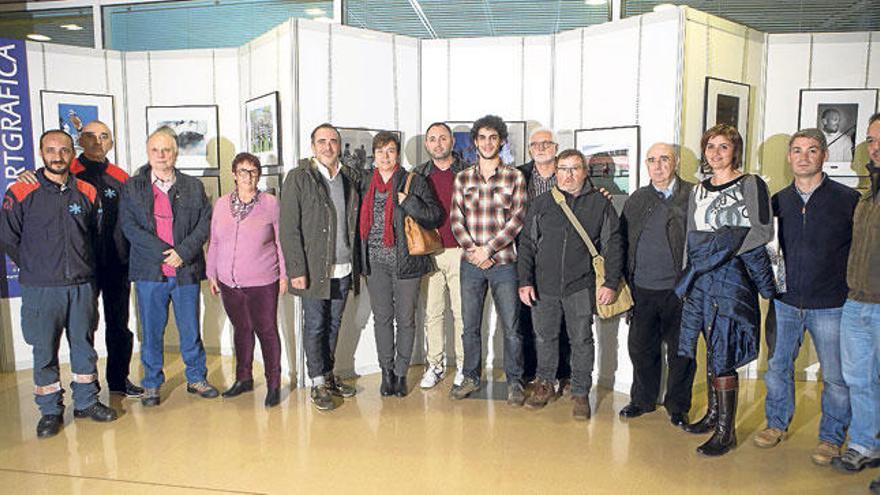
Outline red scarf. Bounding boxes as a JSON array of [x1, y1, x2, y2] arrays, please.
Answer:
[[359, 167, 399, 247]]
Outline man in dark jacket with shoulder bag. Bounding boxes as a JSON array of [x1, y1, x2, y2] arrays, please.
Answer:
[[618, 142, 696, 427], [121, 128, 218, 408], [517, 148, 623, 420]]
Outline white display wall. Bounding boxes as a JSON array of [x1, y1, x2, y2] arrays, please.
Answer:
[[2, 8, 866, 395]]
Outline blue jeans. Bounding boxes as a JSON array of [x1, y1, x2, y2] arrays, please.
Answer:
[[764, 300, 849, 445], [301, 275, 352, 384], [840, 299, 880, 457], [135, 278, 207, 389], [460, 261, 523, 384]]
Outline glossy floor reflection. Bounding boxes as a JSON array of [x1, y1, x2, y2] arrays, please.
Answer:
[[0, 354, 875, 494]]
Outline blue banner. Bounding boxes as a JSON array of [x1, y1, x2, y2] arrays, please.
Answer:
[[0, 38, 35, 298]]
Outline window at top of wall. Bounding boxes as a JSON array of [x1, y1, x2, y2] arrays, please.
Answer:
[[103, 0, 333, 51], [0, 7, 94, 48], [623, 1, 880, 33], [343, 0, 611, 39]]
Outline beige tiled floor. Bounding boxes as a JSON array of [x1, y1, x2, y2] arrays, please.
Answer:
[[0, 354, 875, 494]]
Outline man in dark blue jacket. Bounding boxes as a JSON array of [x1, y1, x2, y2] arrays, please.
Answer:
[[754, 128, 859, 467], [0, 130, 118, 438], [121, 128, 217, 407]]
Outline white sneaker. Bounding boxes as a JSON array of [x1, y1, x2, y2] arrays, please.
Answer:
[[453, 369, 464, 386], [420, 366, 445, 389]]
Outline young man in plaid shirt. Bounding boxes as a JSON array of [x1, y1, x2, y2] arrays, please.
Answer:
[[449, 115, 528, 405]]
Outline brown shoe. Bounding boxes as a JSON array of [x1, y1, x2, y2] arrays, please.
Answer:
[[572, 395, 591, 420], [525, 379, 556, 410], [811, 441, 840, 466], [753, 427, 785, 448]]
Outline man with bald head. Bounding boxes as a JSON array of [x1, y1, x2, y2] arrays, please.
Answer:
[[618, 142, 696, 427], [2, 130, 118, 438], [20, 120, 141, 398], [121, 128, 217, 407]]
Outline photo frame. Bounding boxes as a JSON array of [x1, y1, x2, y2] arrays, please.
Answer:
[[703, 77, 750, 161], [259, 173, 283, 196], [40, 90, 116, 163], [146, 105, 219, 169], [189, 174, 221, 205], [338, 127, 403, 172], [447, 120, 527, 166], [574, 125, 640, 196], [798, 88, 879, 181], [244, 92, 281, 167]]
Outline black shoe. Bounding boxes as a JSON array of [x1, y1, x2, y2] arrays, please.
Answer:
[[619, 403, 654, 419], [669, 412, 688, 427], [380, 369, 396, 397], [73, 401, 118, 422], [831, 448, 880, 473], [264, 388, 280, 408], [141, 387, 160, 407], [36, 414, 63, 438], [222, 379, 254, 398], [684, 374, 718, 434], [310, 385, 336, 411], [697, 375, 738, 457], [394, 376, 408, 397], [109, 379, 144, 398]]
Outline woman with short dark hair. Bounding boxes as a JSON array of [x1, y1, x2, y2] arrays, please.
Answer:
[[207, 152, 287, 407], [360, 131, 443, 397], [676, 124, 776, 456]]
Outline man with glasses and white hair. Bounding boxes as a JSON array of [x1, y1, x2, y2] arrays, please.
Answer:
[[618, 143, 696, 427]]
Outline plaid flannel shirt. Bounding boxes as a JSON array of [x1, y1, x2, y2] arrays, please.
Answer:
[[450, 163, 527, 266]]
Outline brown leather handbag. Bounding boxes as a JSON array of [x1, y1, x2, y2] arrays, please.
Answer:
[[403, 173, 443, 255]]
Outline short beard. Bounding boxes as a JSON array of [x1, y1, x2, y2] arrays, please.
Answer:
[[478, 147, 500, 161]]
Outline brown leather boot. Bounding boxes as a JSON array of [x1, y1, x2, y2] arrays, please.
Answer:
[[697, 374, 738, 456], [683, 373, 717, 434]]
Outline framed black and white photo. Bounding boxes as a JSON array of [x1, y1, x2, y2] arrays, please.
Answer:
[[703, 77, 750, 157], [798, 88, 878, 180], [146, 105, 219, 169], [40, 90, 116, 163], [244, 92, 281, 167], [338, 127, 402, 172], [574, 125, 640, 196], [447, 120, 527, 167]]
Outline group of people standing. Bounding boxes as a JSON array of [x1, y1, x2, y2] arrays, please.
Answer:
[[1, 113, 877, 479]]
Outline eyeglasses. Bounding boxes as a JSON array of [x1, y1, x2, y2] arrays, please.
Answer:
[[235, 168, 260, 178], [529, 141, 556, 149], [557, 166, 581, 175], [645, 155, 673, 164]]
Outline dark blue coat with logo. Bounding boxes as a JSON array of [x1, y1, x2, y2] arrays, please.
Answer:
[[675, 226, 776, 376]]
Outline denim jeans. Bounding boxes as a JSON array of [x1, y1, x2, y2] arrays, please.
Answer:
[[135, 278, 207, 389], [21, 283, 99, 415], [531, 287, 594, 397], [460, 261, 523, 384], [301, 275, 352, 384], [840, 299, 880, 456], [764, 300, 850, 446]]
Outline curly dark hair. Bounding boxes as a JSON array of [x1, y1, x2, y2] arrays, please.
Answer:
[[470, 115, 508, 145]]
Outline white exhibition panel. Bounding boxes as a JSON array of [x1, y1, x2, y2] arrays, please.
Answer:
[[419, 40, 451, 126], [330, 26, 397, 131], [581, 19, 640, 130], [521, 36, 553, 130], [447, 37, 525, 122], [296, 20, 332, 160], [551, 29, 583, 143], [395, 36, 423, 166]]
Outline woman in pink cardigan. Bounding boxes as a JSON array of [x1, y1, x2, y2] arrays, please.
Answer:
[[207, 152, 287, 407]]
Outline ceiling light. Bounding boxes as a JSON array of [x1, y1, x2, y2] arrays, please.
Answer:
[[653, 3, 677, 12], [60, 24, 83, 31], [584, 0, 606, 5], [27, 34, 51, 41], [305, 8, 325, 16]]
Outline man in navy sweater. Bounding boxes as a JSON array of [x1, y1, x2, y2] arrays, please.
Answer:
[[754, 128, 860, 466]]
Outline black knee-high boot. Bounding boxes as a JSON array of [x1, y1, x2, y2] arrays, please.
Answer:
[[683, 373, 717, 434], [697, 374, 738, 456]]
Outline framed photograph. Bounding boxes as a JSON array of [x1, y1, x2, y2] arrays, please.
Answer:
[[703, 77, 750, 160], [338, 127, 402, 172], [244, 92, 281, 167], [259, 173, 282, 196], [40, 90, 116, 163], [798, 88, 879, 179], [574, 125, 640, 195], [146, 105, 219, 169], [447, 120, 527, 167], [193, 175, 222, 205]]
